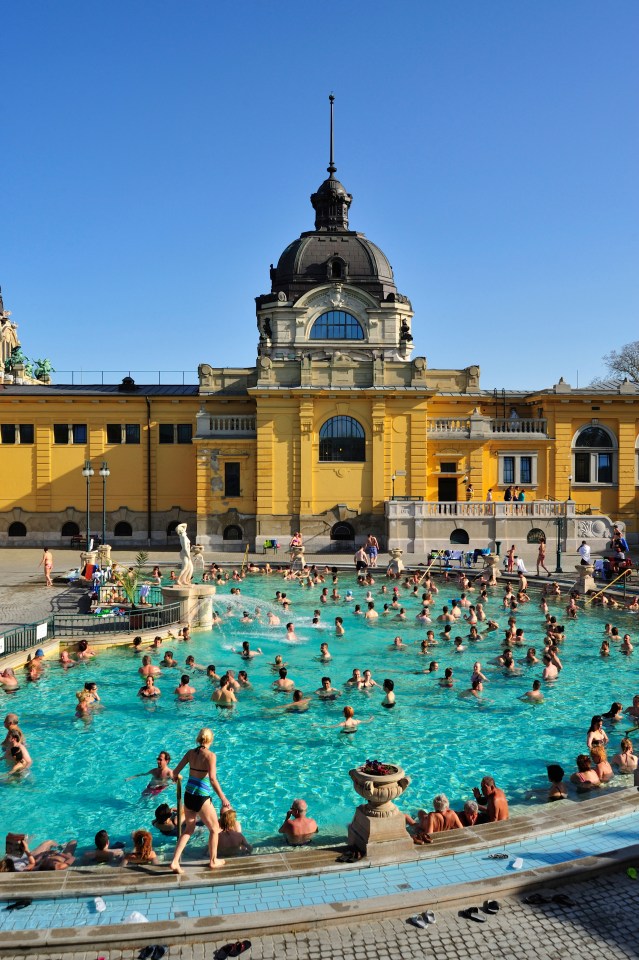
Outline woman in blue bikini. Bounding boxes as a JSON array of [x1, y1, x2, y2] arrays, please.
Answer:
[[170, 727, 231, 874]]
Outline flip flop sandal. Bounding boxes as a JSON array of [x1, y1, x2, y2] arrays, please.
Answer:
[[151, 948, 167, 960], [422, 910, 436, 924], [407, 915, 427, 929], [523, 894, 551, 905], [227, 943, 251, 958], [552, 894, 576, 907], [138, 949, 154, 960], [627, 867, 638, 880], [3, 900, 33, 912], [484, 900, 500, 914], [486, 853, 508, 860], [462, 907, 487, 923]]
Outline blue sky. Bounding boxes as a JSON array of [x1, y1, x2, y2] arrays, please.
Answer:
[[2, 1, 638, 388]]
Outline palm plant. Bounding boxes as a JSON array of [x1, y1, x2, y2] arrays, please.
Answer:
[[114, 551, 149, 605]]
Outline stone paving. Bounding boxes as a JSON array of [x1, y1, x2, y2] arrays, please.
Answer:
[[2, 869, 639, 960]]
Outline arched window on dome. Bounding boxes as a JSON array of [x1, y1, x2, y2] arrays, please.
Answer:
[[573, 425, 616, 485], [319, 417, 365, 462], [310, 311, 364, 341]]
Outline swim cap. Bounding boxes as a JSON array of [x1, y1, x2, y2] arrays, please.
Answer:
[[35, 649, 45, 657]]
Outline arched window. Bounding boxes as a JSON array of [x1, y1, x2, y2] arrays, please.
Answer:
[[330, 522, 355, 541], [8, 521, 26, 537], [310, 310, 364, 340], [450, 529, 469, 545], [114, 521, 133, 537], [573, 425, 616, 485], [166, 521, 179, 537], [61, 521, 80, 537], [319, 416, 365, 462], [223, 524, 243, 541]]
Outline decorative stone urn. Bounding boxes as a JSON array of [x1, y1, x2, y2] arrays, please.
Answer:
[[573, 562, 596, 595], [97, 543, 112, 568], [484, 553, 500, 585], [387, 547, 404, 576], [347, 763, 413, 859]]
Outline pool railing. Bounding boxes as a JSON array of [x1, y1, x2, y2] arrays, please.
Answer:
[[0, 601, 184, 653]]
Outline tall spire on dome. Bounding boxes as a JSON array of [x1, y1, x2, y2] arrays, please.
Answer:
[[310, 94, 352, 233], [327, 93, 336, 177]]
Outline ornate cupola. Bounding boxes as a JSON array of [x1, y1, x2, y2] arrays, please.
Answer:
[[255, 96, 415, 366], [310, 95, 352, 232]]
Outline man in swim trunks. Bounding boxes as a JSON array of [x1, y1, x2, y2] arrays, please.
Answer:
[[354, 547, 369, 575], [366, 534, 379, 568], [212, 677, 237, 708], [273, 667, 295, 691], [278, 798, 318, 845]]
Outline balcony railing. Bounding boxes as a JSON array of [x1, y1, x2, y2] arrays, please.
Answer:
[[197, 415, 256, 438], [427, 417, 548, 438], [386, 500, 576, 520], [489, 418, 547, 434]]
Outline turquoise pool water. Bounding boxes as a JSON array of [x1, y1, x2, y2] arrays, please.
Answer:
[[1, 572, 637, 858]]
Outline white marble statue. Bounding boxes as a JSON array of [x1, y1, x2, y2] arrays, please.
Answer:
[[176, 523, 194, 586]]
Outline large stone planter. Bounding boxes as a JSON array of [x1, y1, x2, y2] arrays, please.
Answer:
[[347, 763, 413, 859], [162, 583, 217, 629], [573, 562, 596, 595], [290, 545, 305, 570], [387, 548, 404, 576], [484, 553, 500, 584]]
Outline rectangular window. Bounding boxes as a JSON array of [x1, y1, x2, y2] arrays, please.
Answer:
[[72, 424, 87, 444], [224, 462, 241, 497], [1, 424, 16, 444], [503, 457, 515, 485], [159, 424, 174, 444], [574, 452, 590, 484], [19, 424, 34, 444], [176, 424, 192, 444], [106, 424, 122, 445], [520, 456, 532, 485], [125, 424, 140, 444], [440, 462, 457, 473], [598, 453, 612, 484], [54, 423, 69, 444]]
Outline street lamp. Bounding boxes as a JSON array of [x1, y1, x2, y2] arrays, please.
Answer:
[[99, 461, 110, 545], [568, 474, 573, 501], [554, 516, 563, 574], [391, 470, 407, 499], [82, 460, 94, 551]]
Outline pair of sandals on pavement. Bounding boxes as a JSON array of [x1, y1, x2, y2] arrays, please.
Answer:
[[523, 892, 576, 907], [461, 900, 500, 922], [137, 945, 250, 960]]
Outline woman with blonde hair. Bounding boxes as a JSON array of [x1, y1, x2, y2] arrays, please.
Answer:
[[590, 745, 614, 782], [217, 808, 252, 856], [170, 728, 230, 874], [611, 738, 638, 774]]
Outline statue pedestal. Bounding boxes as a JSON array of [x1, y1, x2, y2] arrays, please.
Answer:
[[484, 554, 500, 584], [162, 584, 217, 629], [347, 764, 413, 860], [572, 563, 596, 595], [387, 548, 404, 577]]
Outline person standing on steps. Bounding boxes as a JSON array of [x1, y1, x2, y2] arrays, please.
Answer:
[[170, 728, 230, 874]]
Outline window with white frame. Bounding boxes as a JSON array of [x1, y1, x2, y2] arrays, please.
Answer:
[[572, 425, 616, 485], [498, 452, 537, 486]]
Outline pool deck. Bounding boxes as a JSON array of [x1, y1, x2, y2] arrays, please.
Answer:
[[1, 789, 639, 953]]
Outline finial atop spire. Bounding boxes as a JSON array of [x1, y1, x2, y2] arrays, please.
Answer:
[[328, 93, 336, 177]]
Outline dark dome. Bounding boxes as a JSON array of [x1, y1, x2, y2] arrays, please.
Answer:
[[269, 233, 397, 303]]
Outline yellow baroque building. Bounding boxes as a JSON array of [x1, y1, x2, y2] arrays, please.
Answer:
[[1, 157, 638, 554]]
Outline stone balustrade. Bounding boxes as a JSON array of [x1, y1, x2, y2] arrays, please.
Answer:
[[196, 414, 257, 437], [386, 499, 576, 520], [427, 416, 548, 437], [490, 417, 548, 434]]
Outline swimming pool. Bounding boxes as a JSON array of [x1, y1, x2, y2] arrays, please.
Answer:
[[1, 572, 637, 858]]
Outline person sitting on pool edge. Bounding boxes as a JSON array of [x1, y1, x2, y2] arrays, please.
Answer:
[[472, 776, 509, 822], [423, 794, 463, 834], [278, 798, 318, 846]]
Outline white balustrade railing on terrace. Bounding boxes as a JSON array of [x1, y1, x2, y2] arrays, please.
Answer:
[[489, 418, 547, 434], [386, 500, 576, 519], [200, 415, 257, 436], [428, 418, 471, 435], [427, 417, 548, 437]]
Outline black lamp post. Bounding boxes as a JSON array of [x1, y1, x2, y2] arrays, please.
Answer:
[[82, 460, 94, 551], [99, 461, 110, 545], [554, 516, 563, 573]]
